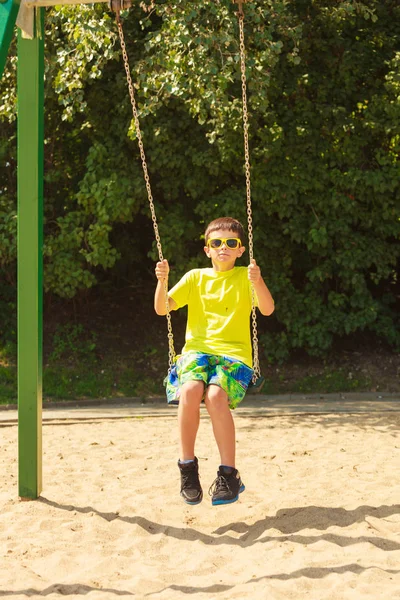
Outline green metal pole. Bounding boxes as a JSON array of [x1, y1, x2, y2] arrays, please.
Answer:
[[0, 0, 19, 78], [17, 7, 44, 500]]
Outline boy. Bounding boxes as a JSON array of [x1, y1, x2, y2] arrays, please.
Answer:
[[154, 217, 274, 506]]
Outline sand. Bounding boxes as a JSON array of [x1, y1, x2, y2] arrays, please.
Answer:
[[1, 407, 400, 599]]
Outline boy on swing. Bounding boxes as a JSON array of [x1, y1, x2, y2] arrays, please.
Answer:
[[154, 217, 274, 505]]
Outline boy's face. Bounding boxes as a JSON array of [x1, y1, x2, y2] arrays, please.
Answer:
[[204, 228, 245, 271]]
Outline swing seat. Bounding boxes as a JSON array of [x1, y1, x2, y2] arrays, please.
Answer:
[[247, 376, 265, 394]]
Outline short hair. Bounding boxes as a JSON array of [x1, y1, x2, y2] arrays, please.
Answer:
[[204, 217, 245, 245]]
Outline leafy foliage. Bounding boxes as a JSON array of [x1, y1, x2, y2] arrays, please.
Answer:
[[0, 0, 399, 359]]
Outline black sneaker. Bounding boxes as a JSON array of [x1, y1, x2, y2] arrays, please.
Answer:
[[209, 466, 245, 506], [178, 457, 203, 505]]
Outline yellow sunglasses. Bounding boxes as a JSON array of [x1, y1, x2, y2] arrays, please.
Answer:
[[207, 238, 242, 249]]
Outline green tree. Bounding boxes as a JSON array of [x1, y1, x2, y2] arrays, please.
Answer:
[[0, 0, 399, 358]]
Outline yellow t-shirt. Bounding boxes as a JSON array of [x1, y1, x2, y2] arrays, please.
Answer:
[[169, 267, 256, 368]]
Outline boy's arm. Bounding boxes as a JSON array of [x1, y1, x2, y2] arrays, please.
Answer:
[[248, 259, 275, 316], [154, 259, 178, 315]]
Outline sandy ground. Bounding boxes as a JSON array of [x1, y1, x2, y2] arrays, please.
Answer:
[[1, 406, 400, 599]]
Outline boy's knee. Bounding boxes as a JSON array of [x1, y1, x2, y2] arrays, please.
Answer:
[[205, 386, 229, 410], [180, 380, 204, 404]]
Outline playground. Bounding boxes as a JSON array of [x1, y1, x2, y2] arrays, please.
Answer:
[[1, 397, 400, 599], [1, 0, 399, 597]]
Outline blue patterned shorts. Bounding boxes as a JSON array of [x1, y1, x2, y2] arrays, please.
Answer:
[[165, 352, 253, 410]]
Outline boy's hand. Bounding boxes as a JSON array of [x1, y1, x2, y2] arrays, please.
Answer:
[[155, 259, 170, 282], [248, 258, 262, 283]]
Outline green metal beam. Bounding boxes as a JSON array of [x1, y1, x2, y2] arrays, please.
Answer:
[[0, 0, 19, 78], [17, 7, 44, 500]]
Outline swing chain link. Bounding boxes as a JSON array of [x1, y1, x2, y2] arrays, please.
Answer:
[[116, 17, 176, 370], [237, 10, 261, 382]]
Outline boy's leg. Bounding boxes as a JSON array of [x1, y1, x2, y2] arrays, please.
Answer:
[[204, 384, 235, 466], [178, 380, 204, 461], [204, 384, 245, 505], [177, 380, 204, 504]]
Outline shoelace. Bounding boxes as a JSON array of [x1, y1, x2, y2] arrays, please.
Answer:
[[208, 475, 231, 497]]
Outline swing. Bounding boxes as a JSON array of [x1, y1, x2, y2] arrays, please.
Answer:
[[114, 0, 265, 393]]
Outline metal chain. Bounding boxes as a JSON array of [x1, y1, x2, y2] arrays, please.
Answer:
[[238, 11, 261, 381], [116, 17, 176, 370], [117, 10, 258, 379]]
